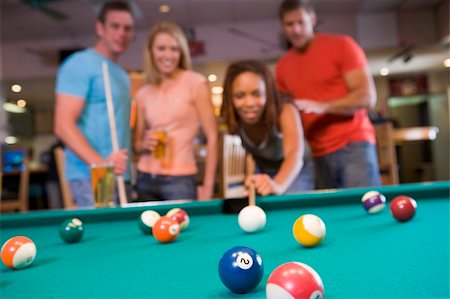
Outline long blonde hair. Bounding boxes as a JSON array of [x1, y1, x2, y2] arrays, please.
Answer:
[[144, 22, 192, 86]]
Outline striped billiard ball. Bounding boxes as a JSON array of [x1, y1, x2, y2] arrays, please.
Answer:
[[1, 236, 36, 270], [361, 190, 386, 214]]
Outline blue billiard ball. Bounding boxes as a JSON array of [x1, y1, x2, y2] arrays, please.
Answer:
[[218, 246, 264, 294]]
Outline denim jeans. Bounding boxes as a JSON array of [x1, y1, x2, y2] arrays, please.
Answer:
[[285, 156, 315, 194], [136, 172, 197, 201], [68, 179, 94, 208], [257, 156, 315, 195], [314, 142, 381, 189]]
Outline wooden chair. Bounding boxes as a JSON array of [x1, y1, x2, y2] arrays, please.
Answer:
[[0, 156, 30, 213], [222, 134, 247, 198], [53, 147, 77, 209], [374, 122, 399, 185]]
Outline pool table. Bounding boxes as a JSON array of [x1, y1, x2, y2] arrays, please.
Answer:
[[1, 181, 449, 298]]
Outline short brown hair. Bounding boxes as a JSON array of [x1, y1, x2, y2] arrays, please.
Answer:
[[279, 0, 314, 20], [221, 60, 289, 136], [97, 0, 134, 23]]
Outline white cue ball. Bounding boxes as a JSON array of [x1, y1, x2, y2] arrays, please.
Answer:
[[238, 205, 267, 233]]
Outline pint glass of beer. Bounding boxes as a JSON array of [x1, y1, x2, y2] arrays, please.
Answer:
[[90, 163, 115, 208], [153, 130, 167, 160]]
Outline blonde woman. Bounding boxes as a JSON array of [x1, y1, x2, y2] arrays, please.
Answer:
[[134, 22, 218, 201]]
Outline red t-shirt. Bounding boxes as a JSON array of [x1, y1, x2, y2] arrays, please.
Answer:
[[276, 33, 375, 158]]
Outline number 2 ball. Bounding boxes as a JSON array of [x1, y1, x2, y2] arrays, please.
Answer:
[[1, 236, 36, 270], [390, 195, 417, 222], [218, 246, 264, 294], [266, 262, 324, 299]]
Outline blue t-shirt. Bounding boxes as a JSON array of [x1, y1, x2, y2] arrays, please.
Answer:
[[55, 48, 131, 181]]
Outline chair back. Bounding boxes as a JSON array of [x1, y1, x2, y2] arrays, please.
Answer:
[[0, 156, 30, 213], [54, 147, 77, 209], [222, 134, 246, 198], [374, 122, 399, 185]]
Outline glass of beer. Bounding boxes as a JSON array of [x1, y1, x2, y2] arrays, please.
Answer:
[[153, 130, 167, 160], [90, 162, 115, 208]]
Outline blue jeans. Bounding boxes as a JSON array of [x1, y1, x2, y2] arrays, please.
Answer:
[[136, 172, 197, 201], [314, 142, 381, 189], [68, 179, 94, 208], [285, 156, 315, 194], [257, 156, 315, 195]]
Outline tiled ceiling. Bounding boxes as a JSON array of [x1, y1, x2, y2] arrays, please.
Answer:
[[0, 0, 444, 43]]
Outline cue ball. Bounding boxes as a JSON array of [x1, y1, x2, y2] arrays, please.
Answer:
[[361, 190, 386, 213], [138, 210, 161, 235], [218, 246, 264, 294], [266, 262, 324, 299], [152, 216, 180, 243], [292, 214, 326, 247], [238, 205, 266, 233], [1, 236, 36, 270], [59, 218, 84, 243], [390, 195, 417, 222], [166, 208, 190, 231]]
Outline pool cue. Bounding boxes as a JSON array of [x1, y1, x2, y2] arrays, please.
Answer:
[[102, 61, 127, 207], [246, 153, 256, 206]]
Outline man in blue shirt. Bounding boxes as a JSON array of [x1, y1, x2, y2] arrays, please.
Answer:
[[54, 1, 134, 207]]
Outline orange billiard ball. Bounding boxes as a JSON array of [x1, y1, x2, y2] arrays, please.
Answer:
[[1, 236, 36, 270], [152, 216, 180, 243]]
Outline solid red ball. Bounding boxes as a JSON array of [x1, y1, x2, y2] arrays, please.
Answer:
[[390, 195, 417, 222]]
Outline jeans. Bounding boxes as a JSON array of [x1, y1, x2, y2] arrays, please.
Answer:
[[136, 172, 197, 201], [314, 142, 381, 189], [68, 179, 94, 208], [257, 156, 315, 195], [285, 156, 315, 194]]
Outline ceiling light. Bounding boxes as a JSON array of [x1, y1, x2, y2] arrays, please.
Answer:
[[159, 4, 170, 13], [5, 136, 18, 145], [444, 58, 450, 68], [380, 67, 389, 76], [11, 84, 22, 93], [3, 102, 26, 113], [17, 99, 27, 108], [208, 74, 217, 82], [211, 86, 223, 94]]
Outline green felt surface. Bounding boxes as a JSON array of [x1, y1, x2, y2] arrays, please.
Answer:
[[1, 181, 449, 299]]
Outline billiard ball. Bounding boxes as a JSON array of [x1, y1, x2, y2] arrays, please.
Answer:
[[390, 195, 417, 222], [292, 214, 326, 247], [152, 216, 180, 243], [266, 262, 324, 299], [238, 205, 266, 233], [138, 210, 161, 235], [59, 218, 83, 243], [166, 208, 189, 231], [218, 246, 264, 294], [1, 236, 36, 270], [361, 190, 386, 213]]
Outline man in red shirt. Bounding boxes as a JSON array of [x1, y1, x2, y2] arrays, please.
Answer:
[[276, 0, 381, 189]]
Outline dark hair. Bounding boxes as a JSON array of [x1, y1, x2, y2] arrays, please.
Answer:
[[97, 0, 134, 23], [278, 0, 314, 20], [221, 60, 289, 136]]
